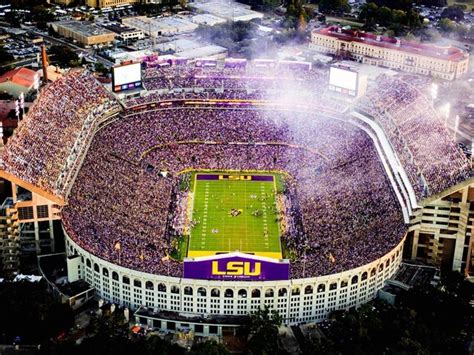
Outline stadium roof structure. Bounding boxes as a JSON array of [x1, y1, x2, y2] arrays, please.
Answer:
[[315, 26, 467, 62]]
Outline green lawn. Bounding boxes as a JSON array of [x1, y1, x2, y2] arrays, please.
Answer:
[[188, 173, 282, 259]]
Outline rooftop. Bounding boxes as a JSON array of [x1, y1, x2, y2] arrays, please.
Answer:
[[0, 67, 38, 88], [55, 20, 115, 37], [388, 262, 439, 289], [136, 306, 248, 325], [315, 26, 467, 62], [190, 0, 263, 21]]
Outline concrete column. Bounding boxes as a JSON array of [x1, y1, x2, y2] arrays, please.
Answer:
[[411, 229, 419, 260]]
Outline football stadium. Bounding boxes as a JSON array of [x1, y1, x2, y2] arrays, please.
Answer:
[[0, 59, 472, 335]]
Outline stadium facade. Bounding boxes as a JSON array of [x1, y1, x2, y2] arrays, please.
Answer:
[[0, 60, 472, 335]]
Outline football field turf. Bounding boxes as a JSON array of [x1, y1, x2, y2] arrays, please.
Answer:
[[187, 173, 282, 259]]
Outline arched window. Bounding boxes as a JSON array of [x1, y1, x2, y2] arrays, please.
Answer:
[[265, 289, 274, 297], [184, 286, 193, 295], [251, 289, 261, 298], [291, 288, 300, 296], [317, 284, 325, 293], [379, 264, 384, 272], [341, 280, 348, 288], [197, 287, 206, 297], [122, 276, 130, 285], [238, 289, 247, 298], [86, 259, 91, 268], [329, 282, 337, 291], [158, 283, 166, 292], [361, 272, 368, 281], [278, 288, 287, 297], [351, 275, 358, 284], [112, 272, 119, 281], [171, 285, 179, 294], [102, 268, 109, 277], [224, 289, 233, 298], [93, 263, 99, 273], [370, 268, 376, 277], [211, 288, 220, 297], [145, 281, 154, 290], [304, 285, 313, 294], [386, 259, 390, 267], [134, 279, 142, 288]]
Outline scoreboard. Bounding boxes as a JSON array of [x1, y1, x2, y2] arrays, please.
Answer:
[[112, 62, 142, 93], [329, 66, 359, 96]]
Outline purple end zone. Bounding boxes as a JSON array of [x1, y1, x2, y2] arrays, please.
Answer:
[[197, 174, 219, 180], [197, 174, 274, 181]]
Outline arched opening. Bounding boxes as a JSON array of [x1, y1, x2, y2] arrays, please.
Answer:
[[278, 288, 287, 297], [112, 271, 119, 281], [251, 289, 261, 298], [184, 286, 193, 295], [158, 283, 166, 292], [265, 289, 274, 297], [317, 284, 325, 293], [211, 288, 220, 297], [133, 279, 142, 288], [145, 281, 154, 290], [224, 289, 233, 298], [197, 287, 206, 297], [102, 268, 109, 277], [304, 285, 313, 294], [351, 275, 358, 284]]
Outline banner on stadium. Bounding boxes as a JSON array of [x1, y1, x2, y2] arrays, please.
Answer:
[[183, 252, 289, 281]]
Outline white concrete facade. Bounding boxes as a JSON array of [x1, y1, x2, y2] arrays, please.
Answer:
[[65, 233, 404, 325]]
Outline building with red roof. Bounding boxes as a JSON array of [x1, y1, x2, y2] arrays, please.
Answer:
[[310, 26, 469, 80], [0, 67, 40, 98]]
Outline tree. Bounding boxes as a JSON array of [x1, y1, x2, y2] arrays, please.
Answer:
[[0, 281, 74, 344], [48, 45, 80, 68], [0, 46, 14, 66], [240, 306, 283, 355], [358, 2, 378, 26], [192, 340, 229, 355], [297, 10, 307, 34], [376, 6, 393, 26], [439, 18, 456, 32], [31, 5, 55, 30], [441, 6, 465, 22], [318, 0, 350, 15], [310, 276, 473, 354]]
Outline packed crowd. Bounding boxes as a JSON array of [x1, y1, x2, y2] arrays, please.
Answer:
[[0, 70, 120, 197], [128, 64, 332, 109], [356, 75, 472, 199], [62, 107, 406, 278]]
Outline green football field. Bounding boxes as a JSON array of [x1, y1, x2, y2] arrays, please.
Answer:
[[187, 173, 282, 259]]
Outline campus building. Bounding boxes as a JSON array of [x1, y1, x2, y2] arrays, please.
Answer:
[[85, 0, 139, 8], [51, 21, 116, 46], [309, 26, 469, 80]]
